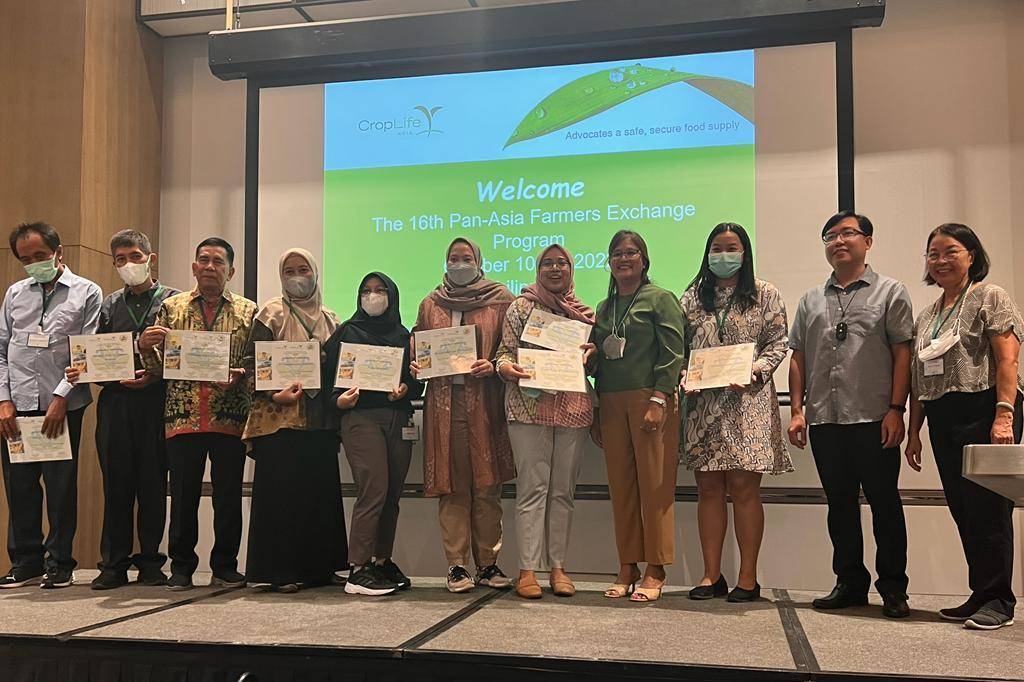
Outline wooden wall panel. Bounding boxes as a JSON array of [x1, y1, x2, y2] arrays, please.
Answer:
[[0, 0, 163, 575]]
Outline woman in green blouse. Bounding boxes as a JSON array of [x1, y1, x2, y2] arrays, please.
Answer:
[[590, 229, 686, 603]]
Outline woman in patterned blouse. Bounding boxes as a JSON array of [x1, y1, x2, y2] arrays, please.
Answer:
[[681, 222, 792, 603], [495, 244, 597, 599]]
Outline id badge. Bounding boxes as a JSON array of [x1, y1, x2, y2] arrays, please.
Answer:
[[27, 331, 49, 348], [133, 333, 141, 356], [923, 358, 944, 377], [401, 425, 420, 442], [603, 334, 626, 360]]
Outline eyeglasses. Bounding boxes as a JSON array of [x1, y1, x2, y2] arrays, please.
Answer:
[[539, 258, 570, 270], [822, 229, 866, 245], [925, 249, 968, 263], [610, 248, 642, 260]]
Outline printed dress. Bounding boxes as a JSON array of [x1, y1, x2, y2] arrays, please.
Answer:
[[680, 279, 793, 474]]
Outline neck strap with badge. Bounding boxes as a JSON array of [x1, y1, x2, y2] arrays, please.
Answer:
[[603, 285, 643, 360]]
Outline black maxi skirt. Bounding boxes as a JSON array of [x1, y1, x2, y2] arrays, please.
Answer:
[[245, 428, 347, 585]]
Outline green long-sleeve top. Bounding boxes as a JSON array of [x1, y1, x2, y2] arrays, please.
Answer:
[[592, 283, 686, 395]]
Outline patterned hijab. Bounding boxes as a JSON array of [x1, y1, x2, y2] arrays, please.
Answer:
[[256, 248, 338, 342], [519, 244, 595, 324], [428, 237, 513, 312]]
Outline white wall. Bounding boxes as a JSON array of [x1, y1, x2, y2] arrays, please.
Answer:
[[159, 0, 1024, 594]]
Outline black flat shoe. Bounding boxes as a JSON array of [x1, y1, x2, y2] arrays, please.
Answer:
[[882, 593, 910, 618], [812, 585, 869, 610], [689, 575, 728, 600], [727, 583, 761, 603]]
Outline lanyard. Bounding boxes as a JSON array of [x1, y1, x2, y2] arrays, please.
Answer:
[[611, 286, 643, 337], [39, 287, 57, 328], [196, 297, 226, 332], [285, 300, 319, 340], [930, 283, 970, 340], [714, 295, 735, 343], [125, 285, 163, 333]]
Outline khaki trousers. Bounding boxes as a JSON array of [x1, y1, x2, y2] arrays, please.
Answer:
[[599, 389, 679, 566], [438, 386, 503, 568]]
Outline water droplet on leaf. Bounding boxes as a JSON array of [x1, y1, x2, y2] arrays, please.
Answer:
[[627, 81, 637, 90], [609, 71, 624, 83], [535, 107, 546, 119], [584, 86, 594, 94]]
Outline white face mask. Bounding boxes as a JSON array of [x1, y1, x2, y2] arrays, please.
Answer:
[[361, 292, 389, 317], [446, 262, 479, 287], [117, 255, 151, 287], [918, 285, 972, 361], [284, 275, 315, 299]]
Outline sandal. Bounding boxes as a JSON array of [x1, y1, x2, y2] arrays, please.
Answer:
[[604, 567, 641, 599], [630, 586, 662, 603]]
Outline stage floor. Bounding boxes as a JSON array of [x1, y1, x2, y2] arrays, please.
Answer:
[[1, 571, 1022, 681]]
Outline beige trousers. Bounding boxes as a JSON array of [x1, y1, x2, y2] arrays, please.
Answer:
[[438, 386, 503, 568]]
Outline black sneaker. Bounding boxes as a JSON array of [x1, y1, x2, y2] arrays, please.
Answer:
[[40, 568, 75, 589], [940, 599, 981, 622], [475, 564, 512, 589], [166, 573, 193, 591], [136, 567, 168, 586], [0, 569, 44, 589], [211, 570, 246, 588], [344, 565, 398, 596], [91, 571, 129, 590], [446, 565, 474, 593], [964, 607, 1014, 631], [377, 559, 411, 590]]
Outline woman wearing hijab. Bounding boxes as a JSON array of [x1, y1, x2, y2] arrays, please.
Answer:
[[242, 248, 345, 593], [413, 237, 517, 593], [495, 245, 597, 599], [327, 272, 423, 596]]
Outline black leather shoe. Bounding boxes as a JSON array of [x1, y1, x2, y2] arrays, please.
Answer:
[[727, 583, 761, 603], [688, 574, 728, 600], [812, 585, 869, 610], [882, 593, 910, 618]]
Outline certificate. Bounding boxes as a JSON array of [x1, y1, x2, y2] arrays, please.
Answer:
[[521, 307, 592, 352], [335, 343, 404, 393], [414, 325, 477, 379], [518, 348, 587, 394], [685, 342, 756, 391], [6, 417, 72, 464], [163, 330, 231, 382], [255, 341, 321, 391], [69, 333, 136, 383]]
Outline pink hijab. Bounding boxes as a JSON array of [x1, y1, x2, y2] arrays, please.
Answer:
[[520, 244, 595, 324]]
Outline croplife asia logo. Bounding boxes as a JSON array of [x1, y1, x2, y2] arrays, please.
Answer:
[[357, 105, 444, 137]]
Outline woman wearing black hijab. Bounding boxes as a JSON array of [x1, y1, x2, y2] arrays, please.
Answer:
[[327, 272, 423, 596]]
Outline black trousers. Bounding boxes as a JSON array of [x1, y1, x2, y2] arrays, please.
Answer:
[[809, 421, 909, 596], [0, 407, 85, 574], [166, 432, 245, 578], [924, 388, 1020, 618], [95, 386, 168, 574]]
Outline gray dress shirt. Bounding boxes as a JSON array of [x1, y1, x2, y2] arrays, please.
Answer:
[[789, 266, 914, 425], [0, 266, 102, 412]]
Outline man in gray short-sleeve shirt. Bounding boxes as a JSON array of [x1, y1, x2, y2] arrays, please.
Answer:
[[787, 210, 914, 620]]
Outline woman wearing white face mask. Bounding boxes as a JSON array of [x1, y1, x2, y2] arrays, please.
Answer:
[[241, 248, 346, 593], [680, 222, 791, 603], [412, 237, 517, 593], [906, 223, 1024, 631], [327, 272, 423, 595]]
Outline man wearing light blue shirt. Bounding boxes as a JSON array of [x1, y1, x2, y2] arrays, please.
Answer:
[[0, 222, 101, 589]]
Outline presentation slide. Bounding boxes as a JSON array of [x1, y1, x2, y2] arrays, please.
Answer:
[[322, 51, 755, 321]]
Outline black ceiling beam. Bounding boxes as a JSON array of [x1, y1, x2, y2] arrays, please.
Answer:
[[209, 0, 884, 83]]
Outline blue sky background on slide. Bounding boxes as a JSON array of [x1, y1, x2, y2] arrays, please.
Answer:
[[324, 50, 754, 171]]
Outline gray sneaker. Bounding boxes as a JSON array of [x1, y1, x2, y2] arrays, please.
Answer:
[[964, 607, 1014, 631], [447, 565, 475, 593], [475, 564, 512, 589]]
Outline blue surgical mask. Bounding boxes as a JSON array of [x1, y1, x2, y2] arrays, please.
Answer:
[[708, 252, 744, 279], [24, 255, 60, 284]]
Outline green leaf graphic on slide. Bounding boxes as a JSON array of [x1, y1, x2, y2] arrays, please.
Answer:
[[505, 65, 753, 147]]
